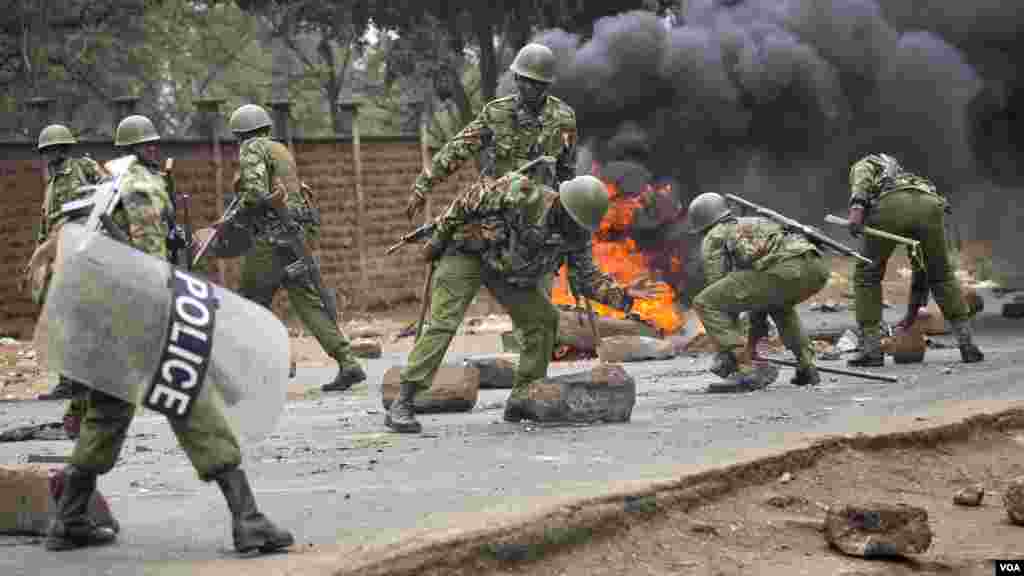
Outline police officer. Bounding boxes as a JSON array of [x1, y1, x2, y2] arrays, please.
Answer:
[[687, 193, 830, 391], [386, 173, 655, 433], [844, 153, 983, 366], [198, 104, 366, 393], [47, 115, 293, 554], [404, 43, 577, 222], [32, 124, 105, 407]]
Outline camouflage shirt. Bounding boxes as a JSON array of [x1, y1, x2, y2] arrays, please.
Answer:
[[701, 217, 819, 286], [431, 172, 631, 310], [849, 153, 944, 208], [236, 136, 319, 243], [37, 156, 104, 244], [413, 94, 577, 196], [107, 156, 173, 259]]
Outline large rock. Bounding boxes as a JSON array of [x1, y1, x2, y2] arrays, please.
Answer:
[[0, 465, 118, 535], [555, 310, 657, 351], [825, 502, 932, 558], [510, 364, 636, 423], [881, 310, 929, 364], [464, 357, 516, 389], [381, 365, 479, 413], [920, 283, 984, 334], [596, 335, 676, 363], [1002, 476, 1024, 524]]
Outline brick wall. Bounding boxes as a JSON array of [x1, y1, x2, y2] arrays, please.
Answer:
[[0, 136, 477, 338]]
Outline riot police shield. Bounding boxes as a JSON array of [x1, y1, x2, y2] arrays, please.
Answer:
[[45, 222, 289, 443]]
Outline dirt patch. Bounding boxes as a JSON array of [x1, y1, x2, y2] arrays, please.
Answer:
[[344, 410, 1024, 576]]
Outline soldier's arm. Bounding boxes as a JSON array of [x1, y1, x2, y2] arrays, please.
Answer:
[[79, 157, 106, 184], [412, 108, 491, 198], [567, 243, 633, 312], [120, 183, 170, 260], [848, 159, 878, 207], [555, 109, 578, 184], [701, 229, 729, 287], [236, 141, 271, 215]]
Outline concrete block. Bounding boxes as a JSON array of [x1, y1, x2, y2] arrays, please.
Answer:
[[513, 364, 636, 423], [381, 365, 479, 413]]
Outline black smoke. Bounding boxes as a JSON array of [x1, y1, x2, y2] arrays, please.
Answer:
[[526, 0, 1024, 280]]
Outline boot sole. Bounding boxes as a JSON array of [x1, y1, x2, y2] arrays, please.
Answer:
[[236, 534, 295, 554], [384, 414, 422, 434]]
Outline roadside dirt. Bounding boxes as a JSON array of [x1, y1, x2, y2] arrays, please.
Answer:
[[482, 431, 1024, 576], [357, 414, 1024, 576]]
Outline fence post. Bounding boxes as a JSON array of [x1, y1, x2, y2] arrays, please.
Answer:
[[111, 96, 140, 136], [268, 100, 294, 154], [195, 97, 227, 286], [26, 97, 55, 185], [339, 99, 368, 307]]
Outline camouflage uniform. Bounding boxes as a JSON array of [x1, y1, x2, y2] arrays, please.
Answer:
[[233, 136, 361, 374], [72, 156, 241, 480], [849, 154, 969, 345], [412, 93, 577, 203], [403, 172, 632, 397], [36, 156, 103, 428], [694, 217, 829, 371]]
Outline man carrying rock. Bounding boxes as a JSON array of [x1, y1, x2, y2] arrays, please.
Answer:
[[29, 124, 105, 422], [386, 172, 656, 433], [687, 192, 830, 391], [196, 104, 365, 393], [47, 115, 293, 554], [844, 153, 983, 366]]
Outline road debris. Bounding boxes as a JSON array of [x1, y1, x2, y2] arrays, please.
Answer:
[[824, 502, 932, 558]]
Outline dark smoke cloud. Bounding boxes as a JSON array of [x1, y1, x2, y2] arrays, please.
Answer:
[[522, 0, 1024, 280]]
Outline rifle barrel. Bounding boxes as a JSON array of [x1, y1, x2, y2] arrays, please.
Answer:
[[759, 357, 899, 383]]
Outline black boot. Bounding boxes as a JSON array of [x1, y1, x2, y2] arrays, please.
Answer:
[[790, 365, 821, 386], [709, 351, 738, 378], [38, 376, 76, 400], [951, 320, 984, 363], [214, 468, 294, 554], [503, 387, 529, 423], [385, 382, 422, 433], [45, 466, 117, 551], [847, 329, 884, 367], [321, 363, 366, 392]]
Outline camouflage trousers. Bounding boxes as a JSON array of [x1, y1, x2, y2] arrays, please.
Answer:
[[401, 253, 559, 394], [693, 252, 829, 367], [855, 190, 968, 339], [71, 388, 241, 481], [239, 239, 360, 371]]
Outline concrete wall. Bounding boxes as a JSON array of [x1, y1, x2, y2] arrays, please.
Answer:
[[0, 136, 476, 337]]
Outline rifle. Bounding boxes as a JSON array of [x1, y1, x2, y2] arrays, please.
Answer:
[[724, 194, 873, 266], [757, 357, 899, 383], [190, 194, 243, 266], [163, 158, 193, 269], [824, 214, 923, 269], [267, 182, 339, 324], [386, 155, 558, 256]]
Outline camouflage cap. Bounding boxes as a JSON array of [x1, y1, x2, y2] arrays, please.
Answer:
[[510, 43, 556, 84], [559, 175, 609, 232], [38, 124, 77, 151], [686, 192, 732, 235], [229, 104, 272, 134], [115, 115, 160, 147]]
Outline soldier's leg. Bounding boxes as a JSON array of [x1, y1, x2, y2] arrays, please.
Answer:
[[693, 270, 780, 391], [237, 240, 281, 309], [487, 278, 560, 422], [50, 390, 134, 550], [915, 198, 982, 362], [167, 396, 292, 553], [283, 265, 365, 391], [389, 254, 482, 433], [851, 205, 902, 366], [767, 255, 831, 385]]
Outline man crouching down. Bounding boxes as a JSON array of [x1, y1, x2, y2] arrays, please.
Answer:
[[387, 172, 656, 433], [688, 193, 830, 392]]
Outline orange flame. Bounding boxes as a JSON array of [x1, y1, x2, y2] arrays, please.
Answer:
[[551, 180, 685, 334]]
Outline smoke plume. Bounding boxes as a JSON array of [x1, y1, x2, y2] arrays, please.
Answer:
[[527, 0, 1024, 280]]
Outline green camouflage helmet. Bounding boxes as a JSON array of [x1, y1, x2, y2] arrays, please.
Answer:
[[559, 175, 609, 232], [510, 43, 556, 84], [229, 104, 272, 134], [686, 192, 732, 235], [37, 124, 77, 151], [115, 115, 160, 147]]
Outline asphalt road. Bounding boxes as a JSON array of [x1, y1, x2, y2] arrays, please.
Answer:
[[3, 292, 1023, 575]]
